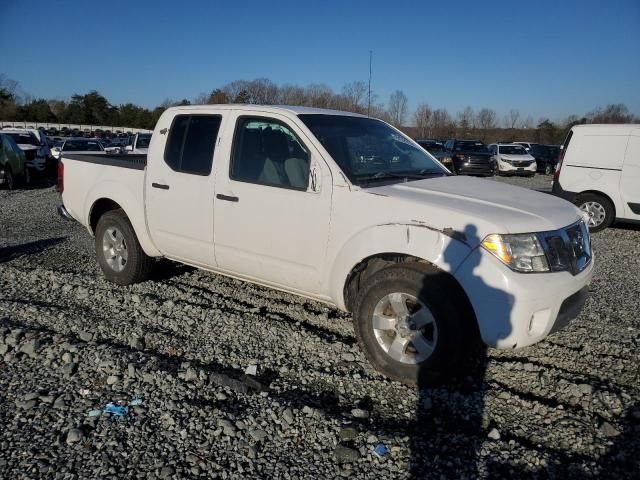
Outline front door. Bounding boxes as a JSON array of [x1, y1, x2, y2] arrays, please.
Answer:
[[145, 114, 223, 266], [213, 113, 332, 295]]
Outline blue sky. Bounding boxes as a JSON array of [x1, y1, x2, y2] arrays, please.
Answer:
[[2, 0, 639, 122]]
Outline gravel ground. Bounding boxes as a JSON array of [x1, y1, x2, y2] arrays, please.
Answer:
[[1, 175, 638, 479]]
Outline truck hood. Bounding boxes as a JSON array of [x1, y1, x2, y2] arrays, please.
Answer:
[[367, 176, 582, 243]]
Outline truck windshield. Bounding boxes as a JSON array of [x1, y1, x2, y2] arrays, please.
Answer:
[[299, 114, 446, 186]]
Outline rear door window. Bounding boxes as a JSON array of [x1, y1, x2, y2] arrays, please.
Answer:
[[164, 114, 221, 175]]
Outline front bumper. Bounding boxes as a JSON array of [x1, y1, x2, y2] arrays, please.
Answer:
[[498, 160, 536, 175], [454, 245, 593, 349], [454, 161, 496, 176]]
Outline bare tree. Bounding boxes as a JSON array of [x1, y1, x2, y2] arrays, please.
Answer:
[[279, 84, 307, 105], [305, 84, 334, 108], [506, 108, 520, 129], [476, 108, 497, 140], [413, 103, 432, 138], [519, 115, 534, 129], [192, 92, 209, 105], [431, 108, 453, 137], [342, 81, 368, 113], [587, 104, 634, 123], [387, 90, 408, 126], [456, 106, 475, 132]]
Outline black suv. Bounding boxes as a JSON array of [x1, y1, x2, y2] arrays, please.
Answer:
[[530, 144, 560, 175], [444, 139, 496, 176]]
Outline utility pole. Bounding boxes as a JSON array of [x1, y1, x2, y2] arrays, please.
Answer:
[[367, 50, 372, 117]]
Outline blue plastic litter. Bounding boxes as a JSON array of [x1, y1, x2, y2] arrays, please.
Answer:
[[373, 443, 389, 458], [87, 396, 143, 420], [104, 403, 128, 417]]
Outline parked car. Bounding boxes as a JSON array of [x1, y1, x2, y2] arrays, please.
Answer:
[[124, 133, 152, 154], [51, 138, 105, 160], [487, 143, 536, 177], [513, 142, 539, 152], [0, 133, 29, 189], [443, 139, 496, 176], [57, 105, 593, 385], [552, 124, 640, 232], [1, 129, 47, 174], [530, 144, 560, 175], [415, 139, 454, 171]]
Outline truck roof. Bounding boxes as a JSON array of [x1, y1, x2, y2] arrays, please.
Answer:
[[165, 104, 368, 118]]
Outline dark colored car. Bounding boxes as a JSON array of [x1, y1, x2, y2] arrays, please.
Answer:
[[415, 139, 454, 171], [530, 144, 560, 175], [444, 139, 496, 176]]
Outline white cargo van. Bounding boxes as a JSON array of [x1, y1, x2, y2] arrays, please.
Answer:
[[553, 124, 640, 232]]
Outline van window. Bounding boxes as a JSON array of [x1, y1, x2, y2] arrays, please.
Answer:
[[164, 115, 221, 175]]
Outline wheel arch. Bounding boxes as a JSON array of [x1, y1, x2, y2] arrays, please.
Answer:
[[86, 190, 161, 257], [329, 223, 473, 312], [576, 190, 617, 218]]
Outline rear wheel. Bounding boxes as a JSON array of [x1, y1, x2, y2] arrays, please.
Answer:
[[576, 193, 614, 232], [353, 263, 471, 386], [544, 163, 553, 175], [95, 209, 154, 284], [4, 167, 15, 190]]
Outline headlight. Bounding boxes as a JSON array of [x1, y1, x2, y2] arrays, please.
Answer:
[[481, 233, 549, 272]]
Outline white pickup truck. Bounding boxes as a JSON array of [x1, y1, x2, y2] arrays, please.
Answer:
[[58, 105, 594, 385]]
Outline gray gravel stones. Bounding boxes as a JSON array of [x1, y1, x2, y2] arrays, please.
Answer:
[[0, 177, 638, 479]]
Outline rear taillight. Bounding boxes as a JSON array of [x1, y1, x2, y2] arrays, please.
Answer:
[[553, 149, 565, 180], [57, 161, 64, 193]]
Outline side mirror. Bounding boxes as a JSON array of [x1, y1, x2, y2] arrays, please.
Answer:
[[124, 145, 133, 152]]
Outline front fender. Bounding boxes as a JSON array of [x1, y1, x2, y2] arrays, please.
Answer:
[[327, 222, 473, 310], [85, 181, 161, 257]]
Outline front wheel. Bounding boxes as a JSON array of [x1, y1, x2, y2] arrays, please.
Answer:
[[576, 193, 614, 232], [353, 263, 470, 386], [95, 209, 154, 285], [544, 164, 553, 175]]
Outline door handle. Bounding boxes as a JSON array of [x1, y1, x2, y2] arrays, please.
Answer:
[[216, 194, 239, 202], [152, 183, 170, 190]]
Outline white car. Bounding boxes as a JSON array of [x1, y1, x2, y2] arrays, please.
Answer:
[[1, 129, 47, 172], [124, 133, 152, 155], [488, 143, 537, 176], [57, 105, 593, 385], [513, 142, 539, 152], [552, 124, 640, 232], [51, 138, 105, 160]]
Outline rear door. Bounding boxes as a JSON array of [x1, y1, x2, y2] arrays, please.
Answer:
[[620, 129, 640, 220], [213, 111, 332, 295], [145, 113, 223, 267]]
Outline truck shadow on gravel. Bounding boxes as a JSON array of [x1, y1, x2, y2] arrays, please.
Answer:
[[410, 224, 515, 478], [0, 236, 67, 263]]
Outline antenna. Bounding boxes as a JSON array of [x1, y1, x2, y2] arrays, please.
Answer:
[[367, 50, 372, 117]]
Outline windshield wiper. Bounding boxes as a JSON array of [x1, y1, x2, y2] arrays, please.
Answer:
[[357, 169, 445, 186]]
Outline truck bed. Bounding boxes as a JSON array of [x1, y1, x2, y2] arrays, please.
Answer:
[[61, 153, 147, 231]]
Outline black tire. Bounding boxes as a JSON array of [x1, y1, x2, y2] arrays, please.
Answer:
[[4, 167, 15, 190], [95, 209, 154, 285], [576, 193, 614, 233], [353, 263, 472, 386], [544, 164, 553, 175]]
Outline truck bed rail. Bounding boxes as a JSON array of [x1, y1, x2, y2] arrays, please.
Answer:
[[62, 153, 147, 170]]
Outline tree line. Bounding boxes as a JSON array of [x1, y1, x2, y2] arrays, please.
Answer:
[[1, 73, 637, 145]]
